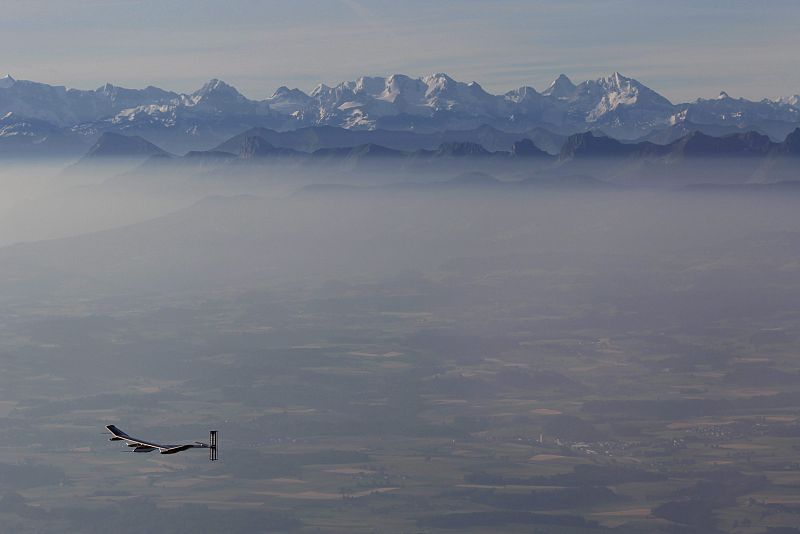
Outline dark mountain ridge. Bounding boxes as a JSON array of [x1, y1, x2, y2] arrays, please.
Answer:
[[82, 132, 170, 160], [78, 126, 800, 188], [559, 128, 800, 161], [213, 124, 565, 156]]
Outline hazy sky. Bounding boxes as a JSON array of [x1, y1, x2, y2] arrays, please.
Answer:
[[2, 0, 798, 102]]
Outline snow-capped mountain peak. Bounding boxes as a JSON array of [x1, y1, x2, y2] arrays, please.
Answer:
[[310, 83, 331, 98], [266, 86, 312, 115], [192, 78, 242, 98], [421, 73, 493, 107], [591, 72, 672, 104], [352, 76, 386, 95], [423, 73, 452, 98], [771, 94, 799, 107], [597, 71, 633, 92], [542, 74, 576, 98], [186, 79, 254, 113], [380, 74, 427, 103], [0, 74, 15, 89], [504, 86, 540, 104], [270, 86, 308, 100]]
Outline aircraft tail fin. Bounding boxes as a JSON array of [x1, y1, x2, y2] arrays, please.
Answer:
[[209, 430, 218, 461]]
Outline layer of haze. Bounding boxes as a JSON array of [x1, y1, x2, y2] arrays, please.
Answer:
[[0, 156, 799, 531], [2, 0, 799, 101]]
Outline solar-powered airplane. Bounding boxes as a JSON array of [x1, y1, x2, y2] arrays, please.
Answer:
[[105, 425, 218, 461]]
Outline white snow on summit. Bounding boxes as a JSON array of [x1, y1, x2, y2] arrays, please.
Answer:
[[777, 94, 800, 108], [0, 75, 15, 89], [541, 74, 576, 99]]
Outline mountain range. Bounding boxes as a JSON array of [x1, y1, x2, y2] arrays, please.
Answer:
[[1, 72, 799, 156], [74, 120, 800, 187]]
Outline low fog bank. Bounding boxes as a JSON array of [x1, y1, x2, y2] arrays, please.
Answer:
[[0, 162, 72, 212], [0, 180, 797, 303], [0, 160, 293, 246], [0, 161, 166, 246], [1, 155, 798, 248]]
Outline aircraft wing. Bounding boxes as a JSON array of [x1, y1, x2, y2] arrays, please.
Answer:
[[160, 444, 195, 454], [105, 425, 212, 457], [106, 424, 175, 451]]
